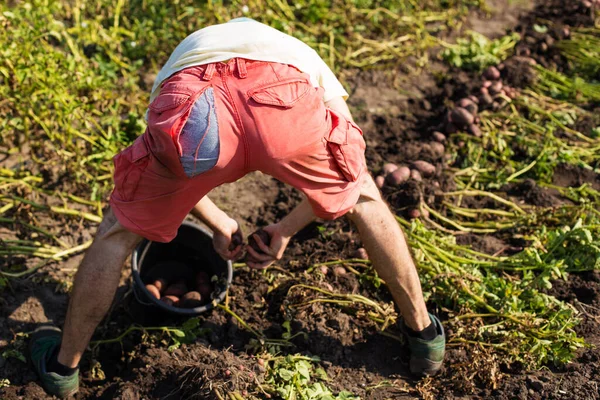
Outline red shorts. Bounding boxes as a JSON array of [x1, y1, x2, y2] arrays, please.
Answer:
[[110, 59, 366, 242]]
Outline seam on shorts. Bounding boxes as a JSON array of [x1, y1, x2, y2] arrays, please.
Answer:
[[221, 74, 249, 171], [269, 63, 282, 81], [109, 201, 150, 237], [332, 178, 362, 217]]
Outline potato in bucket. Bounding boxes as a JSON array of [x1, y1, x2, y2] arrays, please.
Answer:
[[131, 221, 233, 316]]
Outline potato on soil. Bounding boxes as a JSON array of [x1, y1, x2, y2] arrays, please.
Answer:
[[145, 284, 160, 300], [482, 80, 492, 88], [468, 124, 482, 137], [409, 208, 430, 219], [489, 81, 503, 95], [450, 107, 474, 128], [456, 98, 478, 115], [432, 131, 446, 142], [430, 141, 445, 158], [353, 247, 369, 260], [411, 160, 436, 177], [382, 162, 398, 176], [164, 281, 188, 297], [375, 175, 385, 188], [333, 266, 346, 276], [468, 95, 479, 104], [479, 93, 494, 107], [386, 166, 410, 186], [247, 229, 271, 255], [483, 66, 501, 80], [408, 209, 421, 219], [505, 87, 518, 99], [410, 169, 422, 181], [514, 55, 536, 65], [179, 291, 203, 308]]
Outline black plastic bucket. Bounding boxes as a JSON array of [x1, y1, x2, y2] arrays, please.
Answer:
[[131, 221, 233, 316]]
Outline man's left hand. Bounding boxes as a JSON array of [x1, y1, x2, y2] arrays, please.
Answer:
[[245, 224, 291, 269], [213, 219, 244, 260]]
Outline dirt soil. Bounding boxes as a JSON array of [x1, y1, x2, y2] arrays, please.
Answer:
[[1, 1, 599, 399]]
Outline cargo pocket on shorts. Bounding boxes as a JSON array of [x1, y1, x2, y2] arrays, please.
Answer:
[[148, 79, 199, 115], [113, 135, 150, 201], [149, 83, 218, 179], [324, 111, 366, 182], [248, 77, 312, 108]]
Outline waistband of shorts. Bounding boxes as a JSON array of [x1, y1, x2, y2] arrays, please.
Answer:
[[182, 58, 272, 80]]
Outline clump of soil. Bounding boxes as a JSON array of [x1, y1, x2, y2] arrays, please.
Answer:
[[504, 179, 562, 207], [501, 56, 539, 88]]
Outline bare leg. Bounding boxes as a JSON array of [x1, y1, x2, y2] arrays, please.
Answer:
[[57, 208, 142, 367], [346, 175, 430, 331]]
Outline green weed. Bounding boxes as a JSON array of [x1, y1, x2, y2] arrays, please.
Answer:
[[441, 31, 520, 70], [265, 355, 360, 400]]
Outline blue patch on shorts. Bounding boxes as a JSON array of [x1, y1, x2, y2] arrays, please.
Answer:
[[179, 88, 220, 178]]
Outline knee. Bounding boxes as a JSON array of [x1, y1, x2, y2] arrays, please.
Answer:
[[347, 196, 390, 227], [96, 208, 119, 237], [347, 174, 387, 214], [95, 208, 142, 250]]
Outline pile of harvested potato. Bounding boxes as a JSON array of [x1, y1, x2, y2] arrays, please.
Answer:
[[443, 64, 521, 137], [375, 160, 436, 189]]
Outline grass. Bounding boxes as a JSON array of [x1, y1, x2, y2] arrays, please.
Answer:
[[557, 28, 600, 78]]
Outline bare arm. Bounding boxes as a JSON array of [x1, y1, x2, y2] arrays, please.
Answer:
[[190, 197, 234, 234], [245, 198, 316, 269], [191, 197, 243, 260], [276, 198, 316, 237]]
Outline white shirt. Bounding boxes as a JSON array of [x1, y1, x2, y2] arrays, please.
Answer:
[[150, 19, 348, 103]]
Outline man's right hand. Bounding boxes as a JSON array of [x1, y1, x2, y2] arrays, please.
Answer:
[[212, 218, 244, 260]]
